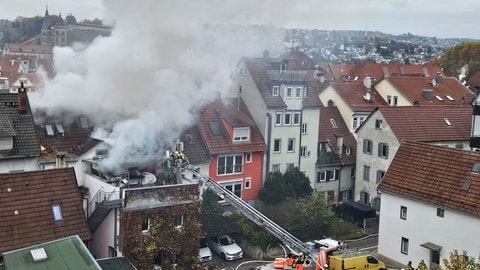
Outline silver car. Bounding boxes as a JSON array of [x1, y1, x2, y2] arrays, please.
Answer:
[[198, 238, 213, 263], [207, 234, 243, 261]]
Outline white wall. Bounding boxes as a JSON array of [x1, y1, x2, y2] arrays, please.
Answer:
[[379, 192, 480, 267], [0, 157, 39, 173], [355, 111, 399, 205], [84, 172, 122, 258]]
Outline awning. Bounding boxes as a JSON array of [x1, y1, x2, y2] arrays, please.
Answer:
[[420, 242, 442, 252]]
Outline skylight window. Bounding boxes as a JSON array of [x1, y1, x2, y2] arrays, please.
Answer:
[[80, 117, 89, 129], [435, 95, 444, 101], [444, 118, 452, 126], [446, 95, 454, 101], [55, 124, 65, 136], [52, 204, 63, 223], [330, 119, 337, 128], [45, 124, 54, 136]]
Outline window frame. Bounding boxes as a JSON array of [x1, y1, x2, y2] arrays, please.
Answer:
[[217, 154, 243, 175], [400, 206, 407, 220], [222, 181, 243, 198], [363, 139, 373, 154], [233, 127, 250, 142], [353, 117, 358, 129], [376, 170, 385, 184], [284, 112, 292, 125], [295, 87, 302, 98], [301, 123, 308, 134], [275, 112, 282, 126], [375, 119, 383, 129], [437, 208, 445, 218], [286, 87, 293, 98], [363, 165, 370, 181], [52, 204, 63, 223], [245, 177, 251, 189], [401, 237, 409, 254], [300, 146, 309, 158], [272, 164, 280, 172], [245, 152, 252, 163], [272, 86, 280, 96], [273, 139, 281, 153], [378, 143, 389, 159], [293, 112, 301, 125], [287, 138, 295, 152], [142, 216, 151, 233], [175, 215, 184, 229]]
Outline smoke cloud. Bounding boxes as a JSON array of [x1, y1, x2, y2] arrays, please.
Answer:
[[30, 0, 285, 172]]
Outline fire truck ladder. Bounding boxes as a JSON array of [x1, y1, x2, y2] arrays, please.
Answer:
[[183, 164, 312, 257]]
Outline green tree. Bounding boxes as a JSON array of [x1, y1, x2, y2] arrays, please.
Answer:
[[436, 42, 480, 81], [260, 193, 335, 239], [442, 250, 480, 270], [201, 188, 224, 215], [258, 167, 313, 205]]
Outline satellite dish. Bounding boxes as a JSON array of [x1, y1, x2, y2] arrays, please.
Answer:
[[431, 79, 437, 87], [363, 92, 371, 101]]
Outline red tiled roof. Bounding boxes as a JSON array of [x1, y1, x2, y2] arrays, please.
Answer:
[[197, 98, 266, 155], [0, 167, 92, 254], [318, 106, 356, 165], [5, 43, 53, 55], [384, 75, 474, 105], [11, 73, 44, 87], [348, 61, 442, 81], [323, 63, 354, 81], [377, 105, 472, 142], [378, 141, 480, 218], [325, 81, 388, 112], [280, 49, 317, 71], [243, 57, 287, 108], [36, 118, 102, 159]]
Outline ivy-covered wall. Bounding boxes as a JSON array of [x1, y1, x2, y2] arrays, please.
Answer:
[[121, 185, 201, 270]]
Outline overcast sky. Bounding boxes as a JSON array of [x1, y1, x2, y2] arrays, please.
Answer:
[[1, 0, 480, 39]]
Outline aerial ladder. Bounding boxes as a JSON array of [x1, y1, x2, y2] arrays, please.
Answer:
[[170, 149, 344, 269]]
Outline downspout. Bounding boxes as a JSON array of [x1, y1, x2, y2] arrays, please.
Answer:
[[265, 113, 272, 181]]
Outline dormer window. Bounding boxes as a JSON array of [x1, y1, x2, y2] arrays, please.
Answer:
[[286, 87, 293, 99], [272, 86, 279, 96], [233, 127, 250, 142]]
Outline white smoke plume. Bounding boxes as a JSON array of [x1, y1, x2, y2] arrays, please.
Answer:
[[30, 0, 286, 173]]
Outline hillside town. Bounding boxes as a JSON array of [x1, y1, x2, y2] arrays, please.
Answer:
[[0, 6, 480, 270]]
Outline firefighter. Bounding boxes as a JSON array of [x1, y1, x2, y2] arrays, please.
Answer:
[[406, 261, 413, 270], [417, 260, 427, 270], [292, 253, 305, 268]]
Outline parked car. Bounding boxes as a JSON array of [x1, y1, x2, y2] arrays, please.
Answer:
[[207, 234, 243, 261], [198, 238, 213, 263]]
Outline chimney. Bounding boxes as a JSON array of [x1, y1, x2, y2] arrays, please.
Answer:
[[435, 72, 443, 83], [363, 76, 372, 90], [55, 152, 67, 168], [18, 81, 28, 113], [336, 136, 343, 158]]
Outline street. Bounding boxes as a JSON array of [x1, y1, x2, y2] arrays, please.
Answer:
[[196, 234, 383, 270]]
